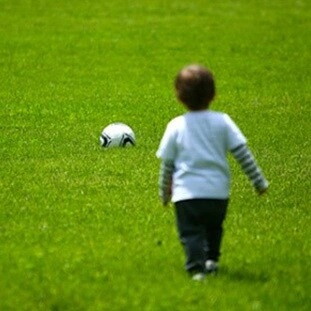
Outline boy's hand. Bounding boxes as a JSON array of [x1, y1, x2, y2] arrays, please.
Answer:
[[158, 160, 174, 207], [255, 179, 269, 196], [162, 198, 171, 206], [258, 187, 268, 195], [160, 194, 171, 206]]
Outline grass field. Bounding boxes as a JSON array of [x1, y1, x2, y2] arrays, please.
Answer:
[[0, 0, 310, 310]]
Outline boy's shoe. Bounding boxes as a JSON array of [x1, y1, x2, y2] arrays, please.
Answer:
[[192, 272, 206, 281], [205, 260, 218, 274]]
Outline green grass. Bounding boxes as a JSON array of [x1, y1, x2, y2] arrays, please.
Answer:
[[0, 0, 310, 310]]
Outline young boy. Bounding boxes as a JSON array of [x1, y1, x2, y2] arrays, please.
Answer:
[[156, 64, 268, 281]]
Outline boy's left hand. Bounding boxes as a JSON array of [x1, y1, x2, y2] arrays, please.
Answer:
[[162, 197, 171, 206], [159, 189, 171, 206], [159, 193, 171, 206]]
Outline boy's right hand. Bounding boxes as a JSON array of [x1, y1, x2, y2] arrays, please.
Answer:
[[255, 179, 269, 196], [256, 182, 269, 196], [257, 187, 268, 195]]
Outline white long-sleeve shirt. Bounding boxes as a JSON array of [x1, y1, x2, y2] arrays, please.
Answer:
[[156, 110, 268, 203]]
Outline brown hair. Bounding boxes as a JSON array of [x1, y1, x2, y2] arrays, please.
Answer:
[[174, 64, 215, 110]]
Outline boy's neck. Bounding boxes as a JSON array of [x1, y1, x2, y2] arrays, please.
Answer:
[[188, 108, 209, 112]]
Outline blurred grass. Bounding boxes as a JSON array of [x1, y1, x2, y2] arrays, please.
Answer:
[[0, 0, 310, 310]]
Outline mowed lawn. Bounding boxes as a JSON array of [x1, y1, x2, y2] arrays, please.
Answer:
[[0, 0, 310, 310]]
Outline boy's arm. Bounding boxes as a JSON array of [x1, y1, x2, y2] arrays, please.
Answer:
[[158, 160, 174, 205], [231, 144, 269, 194]]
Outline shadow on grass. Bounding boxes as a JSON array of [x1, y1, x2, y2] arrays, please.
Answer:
[[220, 266, 269, 283]]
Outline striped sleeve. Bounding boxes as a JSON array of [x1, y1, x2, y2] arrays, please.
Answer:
[[231, 144, 269, 193], [158, 160, 174, 205]]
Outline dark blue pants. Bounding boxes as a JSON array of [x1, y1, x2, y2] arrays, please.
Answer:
[[175, 199, 228, 273]]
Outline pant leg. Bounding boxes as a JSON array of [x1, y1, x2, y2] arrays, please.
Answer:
[[175, 199, 228, 273], [205, 227, 224, 261], [204, 199, 228, 261], [175, 201, 206, 273]]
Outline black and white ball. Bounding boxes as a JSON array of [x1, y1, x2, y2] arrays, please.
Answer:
[[99, 123, 135, 148]]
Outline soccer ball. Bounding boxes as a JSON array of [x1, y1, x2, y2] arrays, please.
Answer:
[[99, 123, 135, 148]]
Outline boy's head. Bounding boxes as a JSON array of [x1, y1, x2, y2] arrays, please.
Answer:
[[174, 64, 215, 110]]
